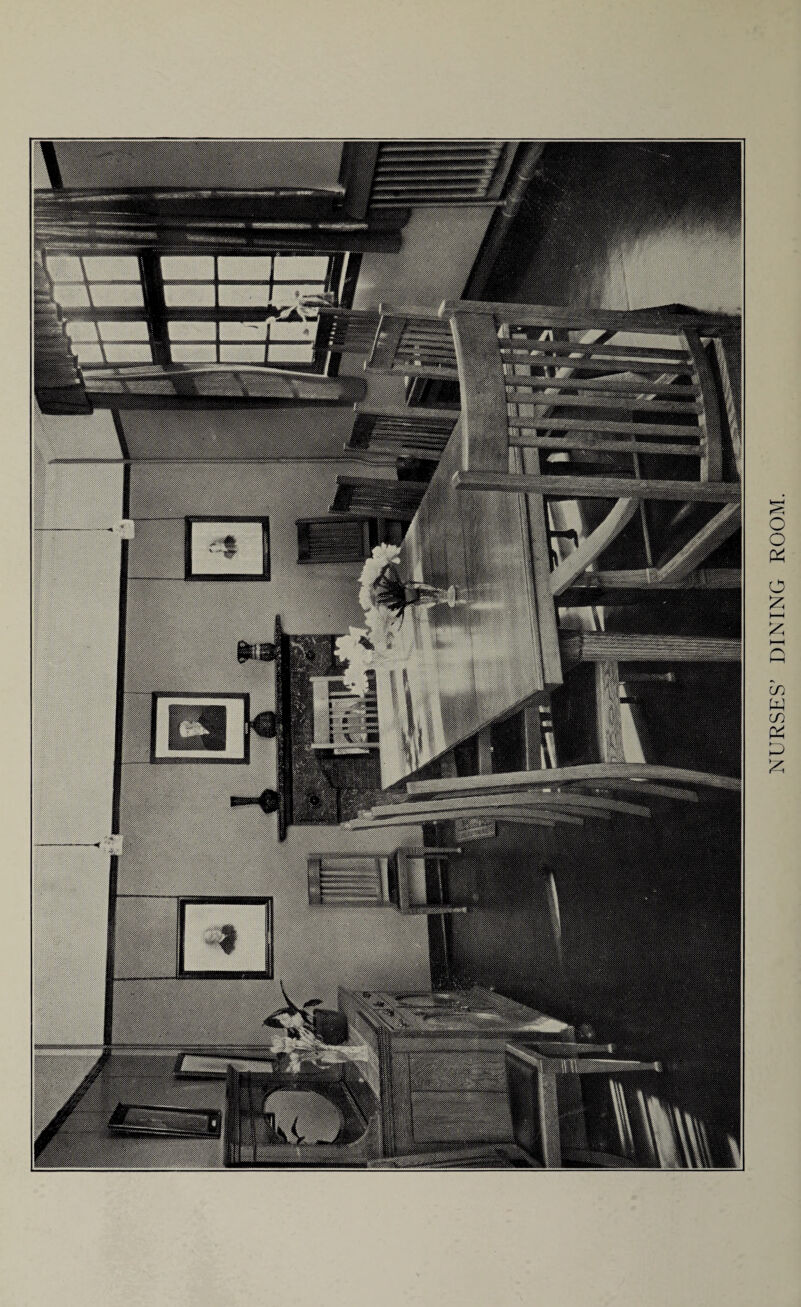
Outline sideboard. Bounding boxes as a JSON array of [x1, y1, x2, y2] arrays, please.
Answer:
[[338, 986, 573, 1155]]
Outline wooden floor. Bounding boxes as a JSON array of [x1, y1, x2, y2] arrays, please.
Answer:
[[376, 420, 561, 788]]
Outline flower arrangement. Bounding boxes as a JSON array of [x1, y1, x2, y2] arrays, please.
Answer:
[[262, 982, 365, 1074], [335, 543, 456, 697]]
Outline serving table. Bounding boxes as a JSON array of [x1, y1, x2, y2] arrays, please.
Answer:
[[338, 985, 572, 1155]]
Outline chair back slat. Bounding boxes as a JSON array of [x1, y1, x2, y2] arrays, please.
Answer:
[[440, 299, 740, 592], [366, 309, 458, 380], [297, 516, 372, 563], [311, 675, 379, 752], [307, 854, 385, 905], [331, 475, 427, 519]]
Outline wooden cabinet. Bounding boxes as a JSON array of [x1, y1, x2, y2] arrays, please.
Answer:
[[339, 986, 572, 1156]]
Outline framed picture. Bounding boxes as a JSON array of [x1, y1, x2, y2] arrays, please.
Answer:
[[150, 692, 250, 763], [108, 1103, 222, 1138], [174, 1053, 277, 1079], [178, 897, 274, 978], [185, 516, 270, 581]]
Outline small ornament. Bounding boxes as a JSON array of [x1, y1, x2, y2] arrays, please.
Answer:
[[250, 711, 276, 739], [237, 640, 276, 663], [230, 789, 279, 814]]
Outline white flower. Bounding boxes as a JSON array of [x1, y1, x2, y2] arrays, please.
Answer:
[[358, 542, 401, 593], [334, 628, 370, 665], [372, 542, 401, 567]]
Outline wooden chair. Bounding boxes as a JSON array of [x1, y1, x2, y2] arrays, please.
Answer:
[[364, 304, 459, 382], [439, 299, 741, 596], [310, 675, 379, 754], [297, 514, 374, 564], [341, 764, 739, 835], [330, 474, 428, 520], [345, 405, 457, 463], [505, 1040, 662, 1167], [307, 848, 467, 915]]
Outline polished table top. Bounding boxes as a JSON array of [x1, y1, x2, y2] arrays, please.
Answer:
[[376, 418, 561, 788]]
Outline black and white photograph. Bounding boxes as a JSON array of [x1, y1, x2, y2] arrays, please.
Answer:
[[150, 691, 250, 762], [185, 515, 271, 581], [107, 1101, 222, 1138], [32, 135, 744, 1174], [177, 896, 274, 978]]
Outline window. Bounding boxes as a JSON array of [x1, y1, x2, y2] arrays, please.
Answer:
[[44, 252, 335, 374]]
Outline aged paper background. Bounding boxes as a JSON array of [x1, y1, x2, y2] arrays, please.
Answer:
[[2, 3, 799, 1303]]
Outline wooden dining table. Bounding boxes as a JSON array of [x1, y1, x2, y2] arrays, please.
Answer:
[[375, 418, 563, 789]]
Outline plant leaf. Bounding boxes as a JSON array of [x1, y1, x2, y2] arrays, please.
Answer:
[[303, 999, 322, 1008], [280, 980, 300, 1012]]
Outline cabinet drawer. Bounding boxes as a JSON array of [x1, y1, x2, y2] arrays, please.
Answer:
[[411, 1091, 512, 1144], [409, 1051, 507, 1093]]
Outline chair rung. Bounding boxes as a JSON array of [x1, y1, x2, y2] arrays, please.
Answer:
[[510, 435, 702, 457]]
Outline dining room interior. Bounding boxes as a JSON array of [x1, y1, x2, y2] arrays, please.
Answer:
[[33, 137, 742, 1170]]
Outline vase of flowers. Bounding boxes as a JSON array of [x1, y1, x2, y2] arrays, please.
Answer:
[[262, 982, 359, 1073], [335, 544, 456, 696], [359, 543, 456, 618]]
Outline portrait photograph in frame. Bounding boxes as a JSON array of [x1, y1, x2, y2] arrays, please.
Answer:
[[150, 692, 250, 763], [173, 1052, 277, 1079], [185, 516, 270, 581], [107, 1103, 222, 1138], [177, 897, 274, 978]]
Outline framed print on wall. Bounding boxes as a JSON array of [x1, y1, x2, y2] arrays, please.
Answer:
[[150, 693, 250, 763], [178, 897, 274, 978], [185, 516, 270, 581]]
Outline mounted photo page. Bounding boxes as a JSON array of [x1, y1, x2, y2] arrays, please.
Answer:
[[150, 692, 250, 763], [177, 897, 274, 979], [185, 516, 270, 581]]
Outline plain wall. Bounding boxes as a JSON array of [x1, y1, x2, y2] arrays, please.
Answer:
[[114, 458, 430, 1045], [33, 449, 124, 1047]]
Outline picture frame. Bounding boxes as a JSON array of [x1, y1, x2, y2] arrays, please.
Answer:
[[150, 692, 250, 763], [107, 1103, 222, 1139], [185, 516, 270, 581], [177, 897, 274, 978], [174, 1052, 277, 1079]]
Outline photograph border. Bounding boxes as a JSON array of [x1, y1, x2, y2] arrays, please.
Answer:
[[176, 895, 274, 979], [149, 691, 251, 764], [184, 515, 271, 582], [107, 1101, 222, 1138]]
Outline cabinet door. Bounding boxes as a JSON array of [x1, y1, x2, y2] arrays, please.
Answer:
[[411, 1092, 513, 1144]]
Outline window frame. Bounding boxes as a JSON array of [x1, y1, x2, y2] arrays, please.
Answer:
[[43, 250, 345, 378]]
